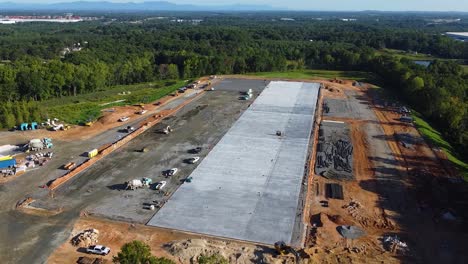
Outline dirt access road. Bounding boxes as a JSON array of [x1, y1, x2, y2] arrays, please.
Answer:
[[0, 79, 267, 264], [0, 87, 210, 263], [306, 81, 468, 264]]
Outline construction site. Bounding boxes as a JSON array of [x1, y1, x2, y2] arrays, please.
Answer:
[[0, 76, 467, 264]]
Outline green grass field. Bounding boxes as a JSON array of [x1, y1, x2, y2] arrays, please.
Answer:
[[377, 48, 435, 61], [41, 80, 188, 124], [249, 69, 377, 82], [411, 112, 468, 179]]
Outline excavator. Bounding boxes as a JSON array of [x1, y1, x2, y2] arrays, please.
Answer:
[[274, 241, 300, 264]]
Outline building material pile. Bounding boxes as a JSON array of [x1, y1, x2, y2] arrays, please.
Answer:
[[337, 225, 365, 239], [26, 151, 54, 167], [315, 122, 354, 180], [316, 139, 353, 176], [26, 138, 53, 151], [382, 235, 409, 254], [166, 239, 296, 264], [77, 256, 107, 264], [325, 183, 344, 200], [71, 229, 99, 247]]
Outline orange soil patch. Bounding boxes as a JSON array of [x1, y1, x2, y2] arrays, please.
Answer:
[[372, 105, 448, 178], [304, 80, 406, 263], [47, 216, 197, 264]]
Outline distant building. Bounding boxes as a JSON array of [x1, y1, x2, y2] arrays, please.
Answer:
[[445, 32, 468, 42]]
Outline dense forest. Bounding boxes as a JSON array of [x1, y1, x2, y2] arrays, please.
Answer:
[[0, 12, 467, 155]]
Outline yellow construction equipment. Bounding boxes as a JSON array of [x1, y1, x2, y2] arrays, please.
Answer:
[[274, 241, 300, 263]]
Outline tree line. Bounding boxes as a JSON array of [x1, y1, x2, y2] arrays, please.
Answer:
[[0, 15, 466, 154]]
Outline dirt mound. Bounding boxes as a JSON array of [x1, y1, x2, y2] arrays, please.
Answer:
[[314, 213, 345, 246], [71, 228, 99, 247], [166, 239, 295, 264], [342, 199, 396, 230]]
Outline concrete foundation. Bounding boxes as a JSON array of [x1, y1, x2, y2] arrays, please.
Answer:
[[148, 81, 320, 245]]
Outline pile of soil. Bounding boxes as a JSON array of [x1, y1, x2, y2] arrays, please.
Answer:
[[165, 239, 296, 264], [71, 229, 100, 247]]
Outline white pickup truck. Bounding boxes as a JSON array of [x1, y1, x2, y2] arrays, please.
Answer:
[[86, 245, 111, 255]]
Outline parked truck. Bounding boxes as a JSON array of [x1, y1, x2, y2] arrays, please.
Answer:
[[0, 158, 16, 170], [126, 177, 152, 190], [28, 138, 53, 151], [126, 179, 143, 190]]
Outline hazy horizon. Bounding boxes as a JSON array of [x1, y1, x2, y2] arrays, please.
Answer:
[[2, 0, 468, 12]]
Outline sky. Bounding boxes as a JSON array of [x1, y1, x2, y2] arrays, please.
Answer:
[[6, 0, 468, 11]]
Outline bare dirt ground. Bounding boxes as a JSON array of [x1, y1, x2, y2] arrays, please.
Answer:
[[48, 216, 299, 264], [47, 216, 193, 264], [3, 76, 467, 264], [307, 80, 468, 264], [0, 82, 216, 263]]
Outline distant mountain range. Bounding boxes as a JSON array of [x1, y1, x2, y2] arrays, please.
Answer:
[[0, 1, 280, 12]]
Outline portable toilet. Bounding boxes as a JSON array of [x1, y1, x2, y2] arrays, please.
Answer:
[[31, 122, 38, 130], [20, 123, 28, 131], [87, 149, 98, 158]]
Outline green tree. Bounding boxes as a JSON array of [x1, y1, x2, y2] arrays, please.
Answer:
[[166, 64, 179, 80], [113, 240, 175, 264], [408, 76, 425, 93], [0, 103, 16, 128], [197, 253, 229, 264]]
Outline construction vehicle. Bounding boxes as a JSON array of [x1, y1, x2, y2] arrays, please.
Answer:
[[189, 147, 202, 154], [85, 119, 94, 126], [119, 116, 130, 122], [125, 126, 135, 133], [274, 241, 300, 263], [0, 158, 16, 170], [141, 177, 152, 187], [140, 147, 149, 153], [154, 181, 166, 190], [241, 89, 253, 95], [28, 138, 53, 151], [186, 156, 200, 164], [161, 126, 172, 134], [126, 179, 144, 190], [163, 168, 178, 177], [184, 176, 193, 183], [52, 124, 64, 131]]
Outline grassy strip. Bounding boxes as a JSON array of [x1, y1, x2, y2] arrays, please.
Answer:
[[376, 48, 435, 61], [42, 80, 187, 124], [249, 69, 377, 82], [411, 112, 468, 179], [462, 65, 468, 74]]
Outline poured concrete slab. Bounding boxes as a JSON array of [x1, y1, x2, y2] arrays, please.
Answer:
[[148, 81, 320, 245]]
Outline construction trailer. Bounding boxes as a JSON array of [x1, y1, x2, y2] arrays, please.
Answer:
[[0, 158, 16, 169]]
